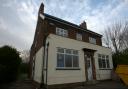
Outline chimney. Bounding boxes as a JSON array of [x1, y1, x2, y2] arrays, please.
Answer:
[[38, 3, 44, 15], [79, 21, 87, 29]]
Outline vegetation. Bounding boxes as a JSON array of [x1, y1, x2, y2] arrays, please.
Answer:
[[103, 20, 128, 68], [0, 45, 21, 83]]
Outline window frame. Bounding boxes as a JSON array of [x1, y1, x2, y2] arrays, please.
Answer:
[[56, 27, 68, 37], [76, 33, 82, 41], [56, 47, 79, 69], [98, 54, 110, 69], [89, 37, 96, 44]]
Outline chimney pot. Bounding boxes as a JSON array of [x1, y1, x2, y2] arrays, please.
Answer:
[[79, 21, 87, 29]]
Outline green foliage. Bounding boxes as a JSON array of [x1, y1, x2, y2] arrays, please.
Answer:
[[0, 45, 21, 83], [113, 48, 128, 68], [20, 62, 29, 74]]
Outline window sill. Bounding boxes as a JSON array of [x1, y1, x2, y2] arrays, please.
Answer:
[[99, 68, 112, 70], [56, 68, 80, 70]]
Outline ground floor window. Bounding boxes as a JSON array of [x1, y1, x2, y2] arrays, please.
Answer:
[[98, 54, 110, 69], [57, 48, 79, 68]]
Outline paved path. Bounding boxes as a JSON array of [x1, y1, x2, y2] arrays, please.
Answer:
[[1, 80, 128, 89], [0, 80, 35, 89], [10, 80, 35, 89], [75, 81, 128, 89]]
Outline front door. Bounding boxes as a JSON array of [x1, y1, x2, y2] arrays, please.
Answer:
[[87, 57, 93, 81]]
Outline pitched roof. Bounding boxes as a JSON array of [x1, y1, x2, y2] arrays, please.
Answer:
[[43, 13, 102, 37]]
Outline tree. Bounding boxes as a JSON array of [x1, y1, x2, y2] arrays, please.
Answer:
[[0, 45, 21, 83], [103, 20, 128, 53], [103, 20, 128, 68], [20, 50, 30, 63]]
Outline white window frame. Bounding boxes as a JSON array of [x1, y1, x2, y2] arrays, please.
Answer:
[[98, 54, 110, 69], [89, 37, 96, 44], [76, 33, 82, 41], [56, 27, 68, 37], [56, 47, 79, 69]]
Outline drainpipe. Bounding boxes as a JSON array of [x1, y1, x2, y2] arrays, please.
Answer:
[[41, 35, 49, 89], [41, 37, 46, 88], [39, 14, 49, 89], [45, 42, 49, 89], [39, 13, 50, 89]]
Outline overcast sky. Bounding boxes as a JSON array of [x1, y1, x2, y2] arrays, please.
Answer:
[[0, 0, 128, 51]]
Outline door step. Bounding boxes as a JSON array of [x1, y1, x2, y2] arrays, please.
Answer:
[[85, 80, 99, 85]]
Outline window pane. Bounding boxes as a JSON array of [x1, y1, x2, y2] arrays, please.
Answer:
[[73, 50, 78, 55], [73, 56, 79, 67], [60, 29, 63, 32], [57, 48, 64, 53], [87, 60, 90, 68], [98, 58, 102, 68], [98, 54, 101, 58], [102, 55, 105, 59], [56, 27, 68, 37], [63, 30, 68, 37], [57, 54, 64, 67], [65, 54, 72, 67], [76, 33, 82, 40], [106, 55, 109, 59], [102, 59, 106, 68], [89, 37, 96, 44], [106, 59, 110, 68], [65, 49, 72, 54]]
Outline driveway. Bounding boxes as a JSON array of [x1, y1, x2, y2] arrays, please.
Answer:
[[1, 80, 128, 89], [75, 80, 128, 89], [0, 79, 35, 89]]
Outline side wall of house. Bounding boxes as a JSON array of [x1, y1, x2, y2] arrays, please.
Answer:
[[46, 34, 113, 85], [34, 47, 43, 83]]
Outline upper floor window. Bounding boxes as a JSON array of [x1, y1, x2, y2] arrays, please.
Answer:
[[56, 27, 68, 37], [98, 54, 110, 69], [57, 48, 79, 68], [76, 33, 82, 41], [89, 37, 96, 44]]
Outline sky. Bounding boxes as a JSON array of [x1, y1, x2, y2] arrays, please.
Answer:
[[0, 0, 128, 51]]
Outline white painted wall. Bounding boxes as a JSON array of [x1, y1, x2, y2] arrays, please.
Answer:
[[46, 34, 113, 85], [34, 47, 43, 83]]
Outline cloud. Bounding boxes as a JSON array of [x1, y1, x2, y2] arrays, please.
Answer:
[[0, 18, 27, 50], [0, 0, 42, 50], [0, 0, 128, 50], [43, 0, 128, 34]]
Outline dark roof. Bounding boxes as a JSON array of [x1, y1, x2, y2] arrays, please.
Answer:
[[43, 13, 102, 37]]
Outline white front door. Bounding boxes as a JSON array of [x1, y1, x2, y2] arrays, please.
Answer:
[[87, 57, 93, 81]]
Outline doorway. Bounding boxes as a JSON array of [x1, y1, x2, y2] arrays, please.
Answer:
[[87, 57, 93, 80], [83, 48, 96, 81]]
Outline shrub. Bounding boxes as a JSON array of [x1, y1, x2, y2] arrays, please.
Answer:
[[0, 45, 21, 83]]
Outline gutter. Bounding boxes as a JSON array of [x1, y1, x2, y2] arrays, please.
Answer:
[[43, 13, 102, 37]]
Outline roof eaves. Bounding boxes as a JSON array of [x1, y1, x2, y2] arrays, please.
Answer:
[[43, 13, 102, 37]]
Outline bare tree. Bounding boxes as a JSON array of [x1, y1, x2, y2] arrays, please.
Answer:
[[103, 20, 128, 53], [20, 50, 30, 63]]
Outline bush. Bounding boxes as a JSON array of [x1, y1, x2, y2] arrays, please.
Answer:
[[0, 45, 21, 83], [20, 62, 29, 74], [113, 48, 128, 68]]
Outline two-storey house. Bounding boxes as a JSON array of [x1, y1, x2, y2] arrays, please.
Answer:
[[29, 3, 113, 89]]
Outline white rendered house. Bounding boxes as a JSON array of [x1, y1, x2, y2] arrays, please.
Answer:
[[29, 3, 113, 89]]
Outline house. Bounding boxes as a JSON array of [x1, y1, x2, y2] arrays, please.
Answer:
[[29, 3, 113, 89]]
